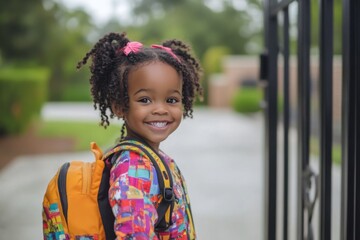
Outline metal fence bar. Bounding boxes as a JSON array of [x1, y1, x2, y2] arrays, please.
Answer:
[[319, 0, 333, 239], [264, 0, 360, 239], [341, 0, 360, 239], [282, 7, 290, 240], [271, 0, 297, 16], [297, 1, 311, 239], [263, 0, 278, 239]]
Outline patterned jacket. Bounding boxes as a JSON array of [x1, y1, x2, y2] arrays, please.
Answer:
[[109, 149, 196, 240]]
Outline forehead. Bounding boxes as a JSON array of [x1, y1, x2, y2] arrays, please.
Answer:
[[127, 61, 182, 92]]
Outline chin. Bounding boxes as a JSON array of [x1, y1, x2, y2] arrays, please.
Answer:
[[150, 136, 169, 144]]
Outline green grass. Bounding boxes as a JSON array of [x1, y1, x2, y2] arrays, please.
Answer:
[[38, 120, 122, 151], [332, 144, 342, 165], [310, 137, 342, 165]]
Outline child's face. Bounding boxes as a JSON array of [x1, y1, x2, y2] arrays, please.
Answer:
[[124, 61, 183, 150]]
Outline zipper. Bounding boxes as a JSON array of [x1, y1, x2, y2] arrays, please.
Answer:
[[58, 162, 70, 222], [82, 162, 92, 194]]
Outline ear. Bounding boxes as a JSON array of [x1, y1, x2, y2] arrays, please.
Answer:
[[111, 102, 124, 118]]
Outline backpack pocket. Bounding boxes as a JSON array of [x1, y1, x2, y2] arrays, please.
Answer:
[[42, 169, 70, 240]]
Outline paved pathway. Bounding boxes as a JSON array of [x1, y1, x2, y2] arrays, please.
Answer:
[[0, 103, 341, 239]]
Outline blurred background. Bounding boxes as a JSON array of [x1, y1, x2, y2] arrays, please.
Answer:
[[0, 0, 266, 239], [0, 0, 343, 154], [0, 0, 344, 239], [0, 0, 264, 154]]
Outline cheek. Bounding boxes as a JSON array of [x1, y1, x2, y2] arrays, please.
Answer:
[[173, 106, 183, 120], [126, 109, 143, 122]]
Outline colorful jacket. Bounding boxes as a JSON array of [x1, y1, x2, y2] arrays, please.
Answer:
[[109, 148, 196, 240]]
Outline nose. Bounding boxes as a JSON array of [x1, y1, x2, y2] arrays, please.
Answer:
[[152, 102, 168, 115]]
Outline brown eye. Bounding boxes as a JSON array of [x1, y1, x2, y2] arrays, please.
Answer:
[[167, 98, 179, 104], [138, 98, 151, 104]]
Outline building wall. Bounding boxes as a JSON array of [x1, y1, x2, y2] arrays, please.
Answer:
[[208, 56, 259, 108], [208, 55, 343, 138]]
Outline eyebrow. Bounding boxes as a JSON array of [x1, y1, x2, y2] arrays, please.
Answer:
[[134, 89, 182, 96], [134, 89, 152, 95]]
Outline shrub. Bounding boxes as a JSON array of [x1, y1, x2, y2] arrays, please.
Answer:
[[231, 87, 263, 114], [0, 67, 49, 135], [61, 83, 92, 102]]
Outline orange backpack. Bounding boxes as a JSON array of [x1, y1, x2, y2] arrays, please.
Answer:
[[42, 139, 174, 240]]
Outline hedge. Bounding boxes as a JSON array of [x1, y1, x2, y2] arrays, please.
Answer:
[[0, 67, 49, 135], [231, 87, 263, 114]]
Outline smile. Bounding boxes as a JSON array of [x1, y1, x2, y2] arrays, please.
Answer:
[[147, 121, 169, 128]]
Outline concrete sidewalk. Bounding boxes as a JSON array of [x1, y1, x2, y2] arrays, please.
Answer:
[[0, 104, 265, 239]]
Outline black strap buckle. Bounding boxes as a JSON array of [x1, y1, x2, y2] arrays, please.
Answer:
[[163, 188, 174, 202]]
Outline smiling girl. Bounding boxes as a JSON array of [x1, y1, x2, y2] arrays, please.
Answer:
[[77, 32, 202, 239]]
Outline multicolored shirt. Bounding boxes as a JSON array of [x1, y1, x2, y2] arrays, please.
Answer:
[[109, 149, 196, 240]]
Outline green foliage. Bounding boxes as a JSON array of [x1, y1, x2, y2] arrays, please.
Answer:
[[0, 0, 94, 101], [0, 0, 55, 61], [0, 67, 49, 135], [231, 87, 263, 114], [277, 95, 284, 114], [120, 0, 262, 58], [200, 46, 230, 105], [310, 137, 342, 165], [311, 0, 342, 54], [0, 0, 264, 102], [38, 120, 121, 150], [61, 83, 92, 102], [43, 8, 94, 101], [203, 46, 230, 74], [332, 144, 342, 165]]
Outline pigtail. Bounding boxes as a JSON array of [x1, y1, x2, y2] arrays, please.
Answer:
[[77, 32, 130, 128], [163, 40, 201, 71], [162, 40, 203, 118]]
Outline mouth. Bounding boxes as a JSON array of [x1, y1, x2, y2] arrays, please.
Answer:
[[146, 121, 170, 129]]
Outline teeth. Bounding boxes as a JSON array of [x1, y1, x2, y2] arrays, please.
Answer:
[[150, 122, 167, 127]]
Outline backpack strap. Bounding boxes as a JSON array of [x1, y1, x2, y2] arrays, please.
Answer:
[[90, 142, 116, 240], [103, 139, 175, 232]]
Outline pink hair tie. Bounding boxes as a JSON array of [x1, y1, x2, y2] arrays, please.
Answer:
[[118, 41, 143, 56], [151, 44, 181, 62]]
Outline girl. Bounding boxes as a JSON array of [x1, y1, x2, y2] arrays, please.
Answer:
[[77, 32, 202, 239]]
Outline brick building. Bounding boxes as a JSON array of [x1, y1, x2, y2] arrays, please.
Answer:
[[208, 55, 342, 139]]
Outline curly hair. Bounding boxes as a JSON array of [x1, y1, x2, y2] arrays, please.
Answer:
[[77, 32, 203, 129]]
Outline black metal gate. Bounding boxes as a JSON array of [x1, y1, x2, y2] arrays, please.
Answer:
[[261, 0, 360, 239]]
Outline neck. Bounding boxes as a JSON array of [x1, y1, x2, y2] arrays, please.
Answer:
[[124, 127, 160, 152]]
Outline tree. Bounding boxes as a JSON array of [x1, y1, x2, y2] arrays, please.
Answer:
[[119, 0, 263, 59], [0, 0, 96, 100], [0, 0, 57, 62]]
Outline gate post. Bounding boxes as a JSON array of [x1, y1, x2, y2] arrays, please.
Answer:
[[263, 0, 278, 240], [341, 0, 360, 239], [297, 0, 311, 239], [319, 0, 333, 239]]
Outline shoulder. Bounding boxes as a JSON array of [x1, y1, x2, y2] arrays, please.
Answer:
[[159, 150, 172, 161], [110, 149, 153, 177], [111, 149, 153, 165], [159, 150, 177, 168]]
